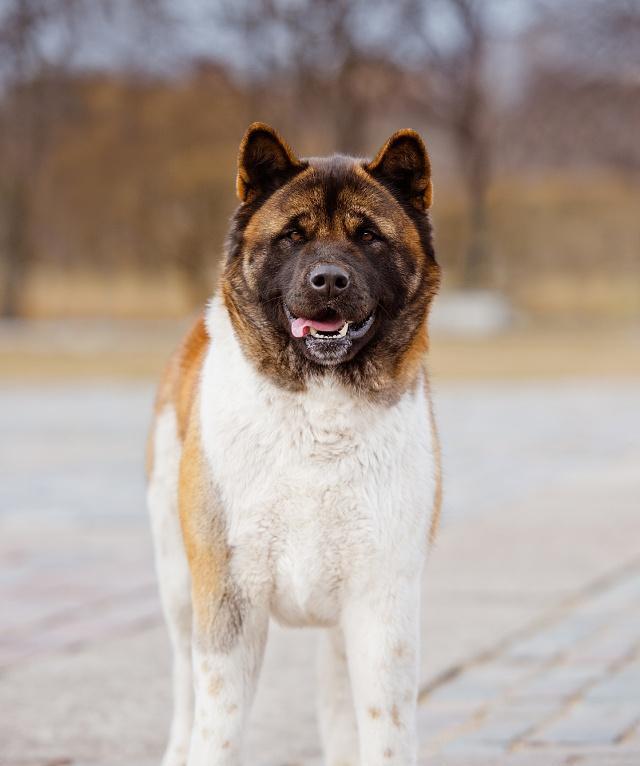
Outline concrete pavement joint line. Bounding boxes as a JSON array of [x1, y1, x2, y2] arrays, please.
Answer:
[[1, 580, 158, 642], [505, 624, 640, 750], [508, 688, 594, 753], [0, 610, 162, 672], [0, 584, 162, 671], [418, 567, 640, 755], [617, 715, 640, 745], [420, 653, 585, 753], [420, 656, 558, 752], [610, 645, 640, 746], [496, 642, 607, 751], [510, 642, 640, 751], [417, 554, 640, 704], [420, 704, 492, 754]]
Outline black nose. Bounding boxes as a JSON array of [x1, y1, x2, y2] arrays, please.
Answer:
[[308, 263, 350, 298]]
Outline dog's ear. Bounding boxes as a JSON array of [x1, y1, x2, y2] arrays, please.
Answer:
[[236, 123, 304, 203], [365, 129, 432, 211]]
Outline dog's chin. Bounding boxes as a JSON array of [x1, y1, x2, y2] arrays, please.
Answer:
[[302, 316, 376, 366], [282, 305, 377, 367], [302, 333, 354, 366]]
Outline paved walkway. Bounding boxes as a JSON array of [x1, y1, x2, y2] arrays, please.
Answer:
[[418, 565, 640, 764], [1, 381, 639, 765]]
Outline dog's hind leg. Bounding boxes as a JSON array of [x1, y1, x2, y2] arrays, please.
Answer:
[[317, 627, 359, 766], [148, 407, 194, 766]]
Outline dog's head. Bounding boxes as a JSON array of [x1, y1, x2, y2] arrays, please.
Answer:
[[222, 123, 441, 397]]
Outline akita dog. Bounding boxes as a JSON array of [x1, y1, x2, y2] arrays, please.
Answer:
[[147, 123, 442, 766]]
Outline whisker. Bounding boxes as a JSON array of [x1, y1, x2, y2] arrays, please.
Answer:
[[261, 294, 285, 306]]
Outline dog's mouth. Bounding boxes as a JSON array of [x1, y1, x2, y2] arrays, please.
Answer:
[[283, 305, 376, 365], [284, 306, 375, 341]]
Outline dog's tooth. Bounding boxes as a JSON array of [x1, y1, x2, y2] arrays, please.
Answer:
[[338, 322, 349, 337], [309, 326, 318, 337]]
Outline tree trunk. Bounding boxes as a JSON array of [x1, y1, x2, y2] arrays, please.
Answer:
[[333, 55, 366, 155], [1, 180, 31, 318], [462, 169, 490, 288], [457, 127, 491, 288]]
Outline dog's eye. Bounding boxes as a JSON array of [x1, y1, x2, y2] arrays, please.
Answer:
[[287, 229, 304, 243], [360, 230, 377, 243]]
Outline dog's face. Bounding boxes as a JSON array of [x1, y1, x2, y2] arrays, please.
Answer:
[[222, 123, 440, 397]]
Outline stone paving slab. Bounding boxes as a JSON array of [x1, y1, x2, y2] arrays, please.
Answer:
[[422, 753, 640, 766], [419, 566, 640, 761], [3, 489, 639, 764], [534, 702, 638, 746], [1, 382, 640, 764]]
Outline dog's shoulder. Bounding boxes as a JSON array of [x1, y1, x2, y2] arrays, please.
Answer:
[[147, 311, 209, 476]]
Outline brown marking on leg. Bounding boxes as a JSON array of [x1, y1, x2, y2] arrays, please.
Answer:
[[222, 740, 231, 750], [393, 642, 407, 659], [227, 703, 238, 714], [390, 704, 402, 729], [384, 748, 394, 759], [368, 706, 381, 720], [179, 406, 244, 652], [208, 674, 224, 697]]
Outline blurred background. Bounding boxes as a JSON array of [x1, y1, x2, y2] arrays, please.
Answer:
[[0, 0, 639, 335], [1, 2, 640, 765]]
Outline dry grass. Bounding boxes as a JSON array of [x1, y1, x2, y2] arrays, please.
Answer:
[[434, 172, 640, 320], [429, 326, 640, 381], [13, 172, 640, 323], [21, 268, 199, 319]]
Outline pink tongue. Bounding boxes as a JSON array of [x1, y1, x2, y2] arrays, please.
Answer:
[[291, 316, 344, 338]]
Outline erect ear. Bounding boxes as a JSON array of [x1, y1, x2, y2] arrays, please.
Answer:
[[236, 122, 304, 203], [365, 129, 433, 211]]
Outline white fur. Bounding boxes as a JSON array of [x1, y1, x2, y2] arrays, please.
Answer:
[[150, 295, 439, 765], [148, 408, 194, 766]]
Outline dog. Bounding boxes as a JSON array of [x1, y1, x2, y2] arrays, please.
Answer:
[[147, 123, 442, 766]]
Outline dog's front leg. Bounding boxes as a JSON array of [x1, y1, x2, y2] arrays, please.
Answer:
[[187, 594, 268, 766], [342, 576, 421, 766], [181, 479, 268, 764]]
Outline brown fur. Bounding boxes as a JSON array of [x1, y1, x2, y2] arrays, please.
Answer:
[[156, 313, 209, 436], [178, 401, 244, 651], [367, 129, 433, 211], [147, 314, 242, 649], [146, 313, 209, 476], [236, 122, 305, 204]]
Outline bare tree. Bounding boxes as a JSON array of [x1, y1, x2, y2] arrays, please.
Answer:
[[215, 0, 389, 154], [0, 0, 173, 317], [0, 0, 99, 316], [397, 0, 494, 287], [0, 1, 48, 317], [515, 0, 640, 173]]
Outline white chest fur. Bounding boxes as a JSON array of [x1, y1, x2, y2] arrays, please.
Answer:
[[200, 299, 437, 627]]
